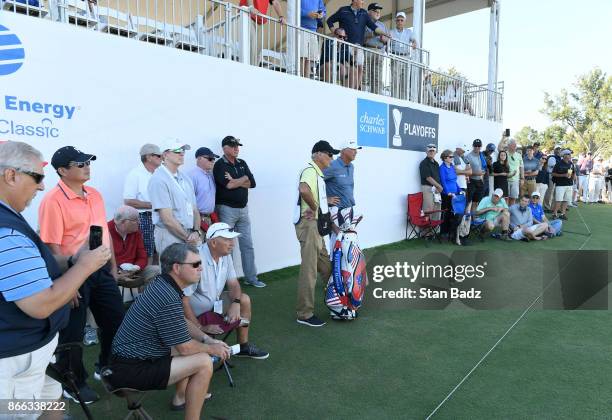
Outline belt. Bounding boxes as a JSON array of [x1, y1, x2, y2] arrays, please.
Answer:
[[525, 177, 536, 181], [141, 210, 152, 214], [393, 52, 408, 56], [200, 213, 212, 217]]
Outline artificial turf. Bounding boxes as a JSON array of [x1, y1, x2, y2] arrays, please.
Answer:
[[76, 202, 611, 419]]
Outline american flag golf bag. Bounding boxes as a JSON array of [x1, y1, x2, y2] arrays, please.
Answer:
[[325, 208, 367, 320]]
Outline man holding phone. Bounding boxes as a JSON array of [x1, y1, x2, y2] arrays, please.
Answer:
[[39, 146, 125, 404], [299, 0, 325, 79]]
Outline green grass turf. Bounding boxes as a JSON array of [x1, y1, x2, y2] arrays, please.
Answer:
[[74, 203, 611, 419]]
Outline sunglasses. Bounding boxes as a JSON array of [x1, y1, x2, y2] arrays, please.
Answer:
[[15, 168, 45, 184], [169, 148, 185, 154], [70, 160, 92, 168], [444, 155, 454, 159], [205, 157, 216, 162], [177, 260, 202, 268], [151, 154, 162, 158]]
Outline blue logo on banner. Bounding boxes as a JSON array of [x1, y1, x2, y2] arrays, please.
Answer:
[[0, 25, 25, 76], [388, 105, 439, 151], [356, 98, 388, 148]]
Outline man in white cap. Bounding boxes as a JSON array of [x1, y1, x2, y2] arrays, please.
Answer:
[[148, 138, 201, 256], [551, 149, 575, 220], [389, 11, 416, 99], [124, 143, 163, 264], [182, 223, 269, 360], [529, 190, 562, 236], [475, 188, 511, 241]]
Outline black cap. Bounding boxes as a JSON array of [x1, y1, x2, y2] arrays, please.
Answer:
[[312, 140, 340, 155], [195, 147, 220, 159], [51, 146, 96, 169], [221, 136, 243, 147], [472, 139, 482, 147], [367, 2, 383, 10], [533, 142, 540, 146]]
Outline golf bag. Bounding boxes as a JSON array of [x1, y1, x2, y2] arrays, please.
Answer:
[[325, 207, 367, 320]]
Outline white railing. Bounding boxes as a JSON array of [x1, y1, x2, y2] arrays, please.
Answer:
[[2, 0, 503, 122]]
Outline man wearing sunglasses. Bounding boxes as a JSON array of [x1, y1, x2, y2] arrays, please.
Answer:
[[0, 141, 111, 416], [39, 145, 125, 403], [188, 147, 220, 236], [149, 138, 201, 256], [363, 3, 388, 95], [123, 143, 163, 265]]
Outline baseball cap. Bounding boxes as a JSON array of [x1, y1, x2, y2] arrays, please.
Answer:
[[426, 143, 437, 152], [139, 143, 161, 156], [160, 138, 191, 153], [195, 147, 219, 159], [486, 143, 496, 152], [473, 139, 483, 147], [338, 139, 362, 150], [206, 222, 241, 241], [562, 149, 571, 156], [396, 11, 406, 19], [531, 191, 541, 197], [221, 136, 243, 147], [312, 140, 340, 155], [367, 2, 383, 11], [51, 146, 96, 169], [493, 188, 504, 197]]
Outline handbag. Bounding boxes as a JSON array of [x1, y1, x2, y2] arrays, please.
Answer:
[[317, 208, 332, 236]]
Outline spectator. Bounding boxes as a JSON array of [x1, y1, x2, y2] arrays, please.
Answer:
[[327, 0, 389, 90], [551, 149, 575, 220], [108, 243, 229, 419], [300, 0, 325, 78], [293, 140, 338, 327], [509, 195, 549, 241], [438, 149, 461, 237], [588, 157, 605, 203], [521, 145, 539, 196], [148, 139, 201, 256], [123, 143, 162, 264], [239, 0, 285, 66], [543, 146, 562, 210], [535, 154, 550, 199], [363, 3, 388, 95], [188, 147, 220, 236], [419, 144, 443, 221], [529, 191, 562, 236], [182, 223, 269, 359], [606, 163, 612, 203], [108, 205, 160, 290], [453, 144, 471, 195], [464, 139, 486, 212], [475, 188, 511, 241], [0, 141, 110, 415], [532, 142, 543, 159], [506, 139, 524, 206], [578, 152, 593, 202], [389, 11, 415, 99], [483, 143, 496, 196], [320, 28, 351, 85], [38, 146, 125, 403], [492, 150, 510, 199], [213, 136, 264, 288], [570, 157, 580, 207]]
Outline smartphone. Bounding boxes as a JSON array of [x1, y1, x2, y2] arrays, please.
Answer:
[[89, 225, 103, 250], [504, 128, 510, 137]]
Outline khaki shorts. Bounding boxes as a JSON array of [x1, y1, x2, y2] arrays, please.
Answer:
[[349, 46, 365, 66], [299, 31, 319, 61], [555, 185, 573, 203]]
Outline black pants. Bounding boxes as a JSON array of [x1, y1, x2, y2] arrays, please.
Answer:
[[440, 194, 453, 235], [58, 265, 125, 386]]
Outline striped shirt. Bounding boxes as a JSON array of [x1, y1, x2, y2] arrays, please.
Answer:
[[0, 224, 52, 302], [111, 274, 191, 359]]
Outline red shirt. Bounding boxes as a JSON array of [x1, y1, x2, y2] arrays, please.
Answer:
[[108, 220, 147, 269], [239, 0, 272, 24]]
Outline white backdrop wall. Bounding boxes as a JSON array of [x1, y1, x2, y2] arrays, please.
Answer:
[[0, 12, 502, 274]]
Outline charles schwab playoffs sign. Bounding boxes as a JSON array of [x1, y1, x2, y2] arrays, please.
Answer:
[[357, 98, 439, 151]]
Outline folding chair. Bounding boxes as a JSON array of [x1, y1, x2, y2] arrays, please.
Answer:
[[213, 329, 237, 388], [45, 343, 94, 420], [405, 192, 444, 244], [469, 215, 486, 242], [99, 367, 153, 420]]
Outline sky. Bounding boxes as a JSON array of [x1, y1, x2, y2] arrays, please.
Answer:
[[421, 0, 612, 135]]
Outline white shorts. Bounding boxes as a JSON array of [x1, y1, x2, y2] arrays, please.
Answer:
[[511, 225, 539, 240], [555, 185, 573, 203], [349, 46, 364, 66], [508, 179, 520, 199], [0, 334, 62, 406], [299, 31, 319, 61]]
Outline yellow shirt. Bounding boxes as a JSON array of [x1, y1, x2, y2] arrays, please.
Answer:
[[299, 160, 323, 218]]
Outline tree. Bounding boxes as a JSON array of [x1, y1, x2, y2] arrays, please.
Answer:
[[514, 126, 542, 147], [541, 68, 611, 157]]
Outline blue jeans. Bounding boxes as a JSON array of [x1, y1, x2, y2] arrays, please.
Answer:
[[216, 204, 257, 281], [549, 219, 563, 235]]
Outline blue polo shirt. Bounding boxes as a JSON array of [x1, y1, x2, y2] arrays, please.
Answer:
[[301, 0, 326, 31], [529, 202, 544, 223], [327, 5, 379, 45], [323, 158, 355, 209]]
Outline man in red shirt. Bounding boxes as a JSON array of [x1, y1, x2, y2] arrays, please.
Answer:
[[108, 206, 160, 292], [238, 0, 285, 65]]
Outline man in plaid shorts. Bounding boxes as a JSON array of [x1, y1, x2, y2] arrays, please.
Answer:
[[124, 143, 162, 263]]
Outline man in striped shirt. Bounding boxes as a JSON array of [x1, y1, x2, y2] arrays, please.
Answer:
[[0, 141, 111, 413], [108, 243, 230, 419]]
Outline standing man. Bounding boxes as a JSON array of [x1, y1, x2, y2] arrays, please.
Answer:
[[532, 142, 543, 159], [453, 144, 471, 195], [300, 0, 325, 78], [148, 138, 201, 256], [213, 136, 264, 288], [38, 146, 125, 403], [544, 146, 562, 210], [188, 147, 219, 235], [0, 141, 110, 416], [551, 150, 575, 220], [506, 139, 524, 206], [464, 139, 486, 212], [419, 144, 443, 220], [239, 0, 285, 66], [521, 145, 539, 197], [123, 143, 162, 264], [389, 11, 415, 99], [327, 0, 389, 90], [578, 152, 593, 202], [294, 140, 338, 327], [363, 3, 388, 95]]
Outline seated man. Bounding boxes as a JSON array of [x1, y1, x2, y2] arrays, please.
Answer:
[[183, 223, 269, 360], [528, 191, 562, 236], [475, 188, 511, 241], [107, 243, 231, 419], [509, 195, 549, 241], [108, 205, 160, 292]]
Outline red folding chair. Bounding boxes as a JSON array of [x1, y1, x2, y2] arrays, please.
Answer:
[[406, 192, 444, 244]]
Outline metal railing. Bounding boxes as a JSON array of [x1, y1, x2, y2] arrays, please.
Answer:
[[2, 0, 503, 122]]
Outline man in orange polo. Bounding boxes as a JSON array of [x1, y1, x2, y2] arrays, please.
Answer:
[[38, 146, 125, 404]]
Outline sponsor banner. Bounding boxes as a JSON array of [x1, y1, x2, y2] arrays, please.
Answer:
[[356, 98, 388, 148], [388, 104, 439, 151]]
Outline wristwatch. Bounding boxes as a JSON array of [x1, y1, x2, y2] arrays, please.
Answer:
[[232, 298, 241, 304]]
